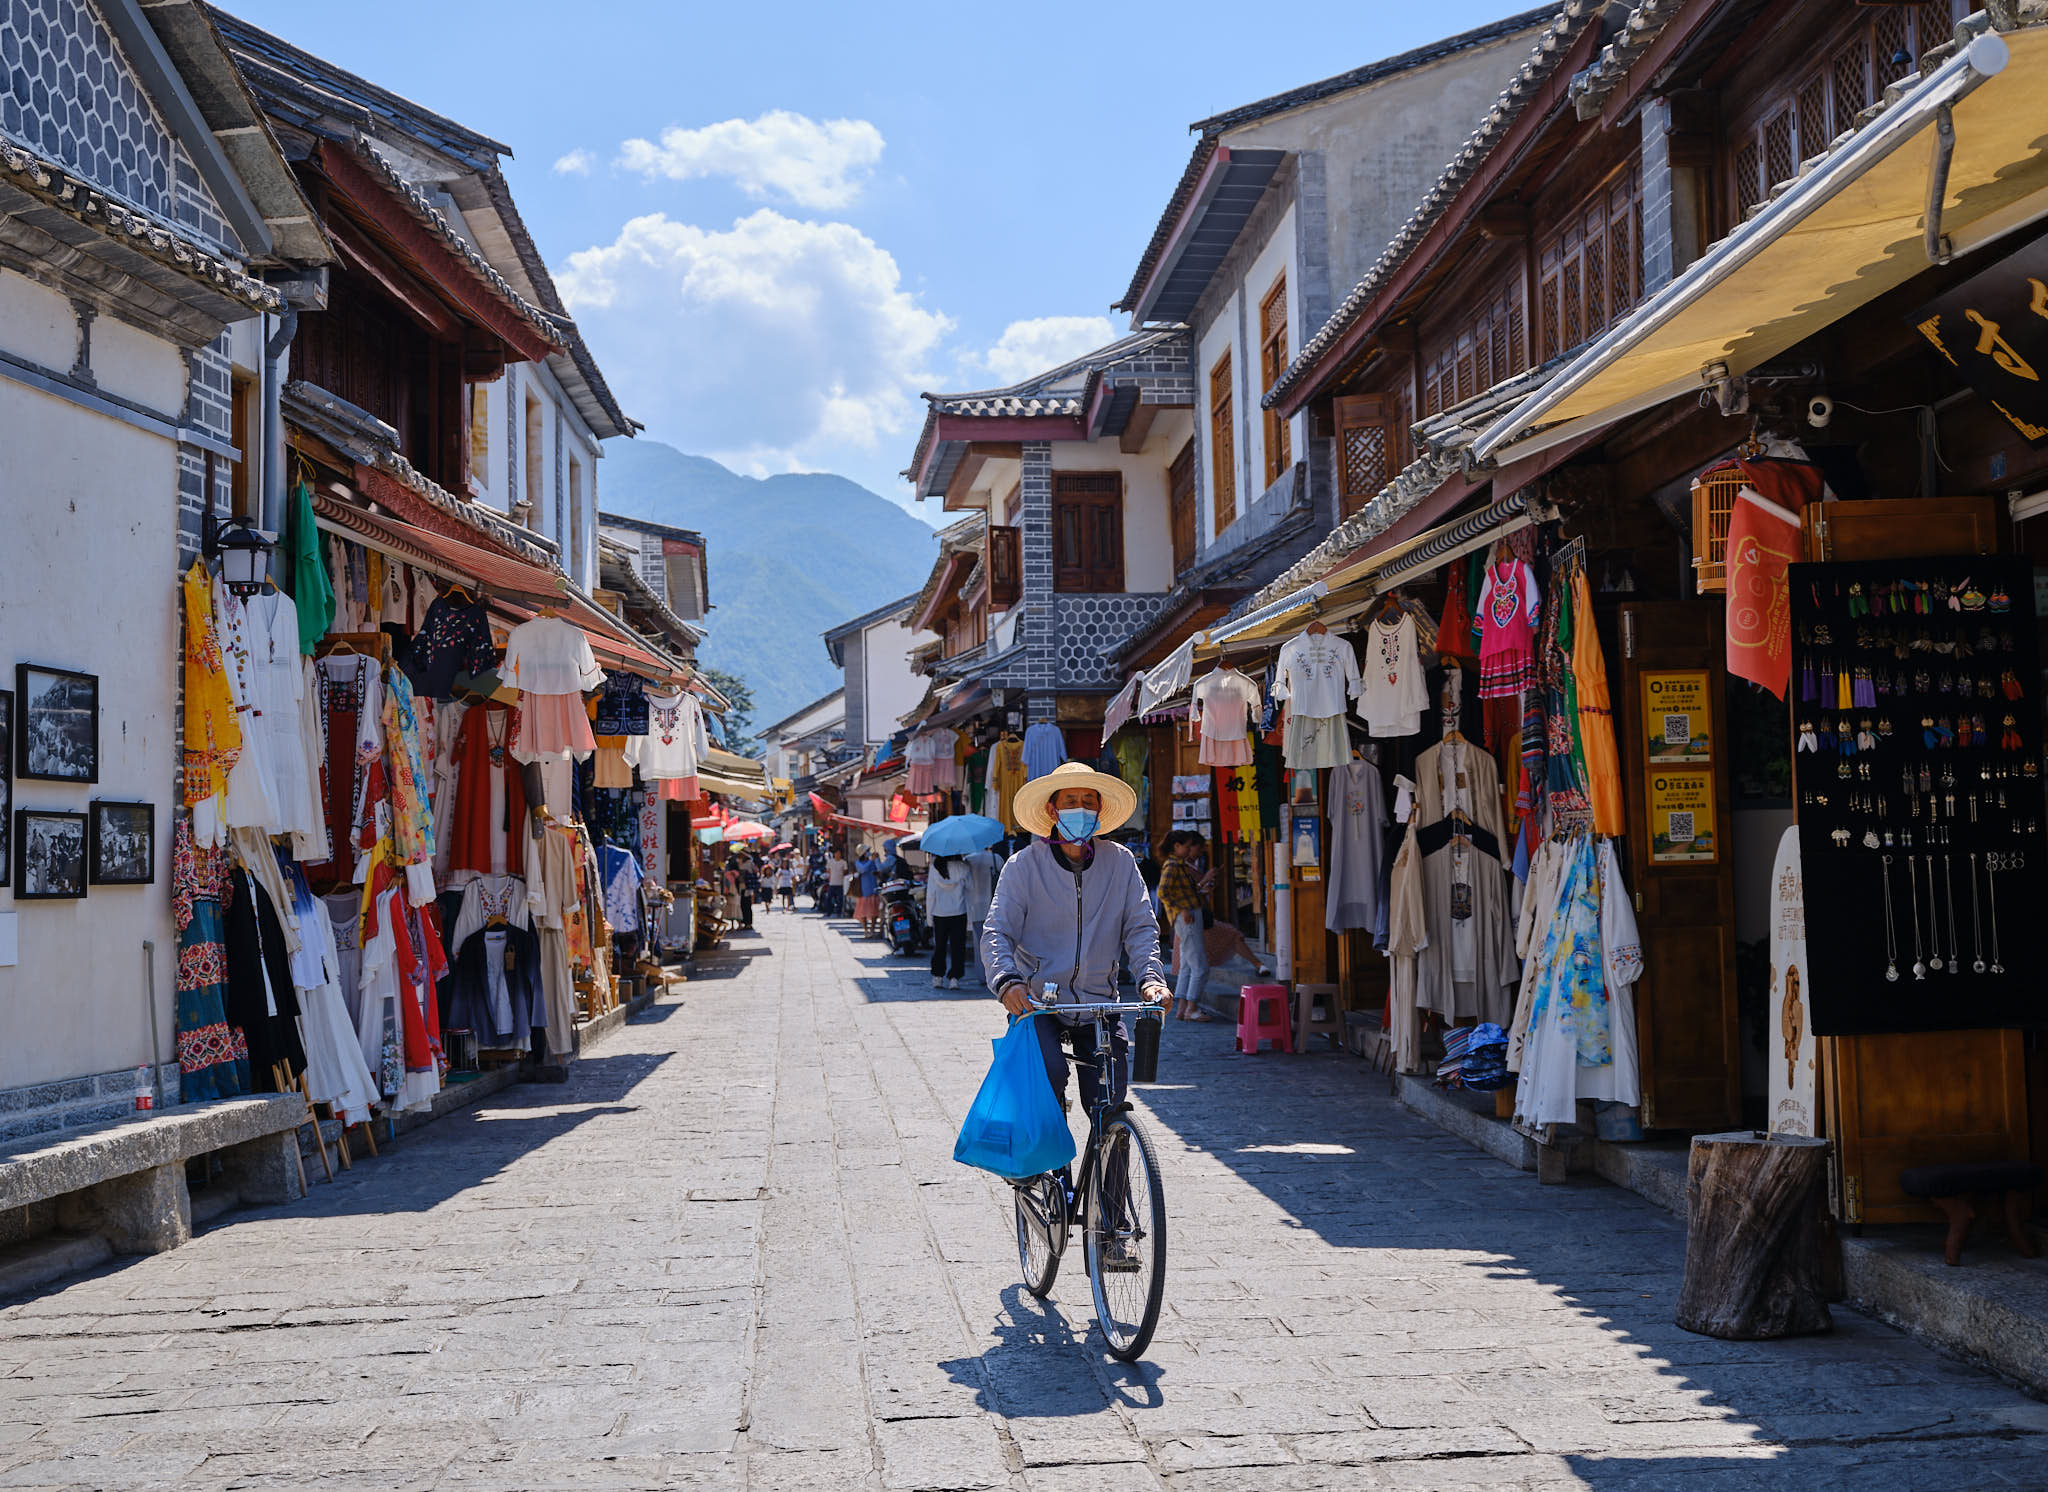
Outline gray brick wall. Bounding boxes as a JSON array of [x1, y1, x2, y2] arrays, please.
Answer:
[[844, 633, 867, 745], [175, 331, 233, 567], [1640, 97, 1676, 296], [1017, 442, 1055, 722], [0, 1062, 184, 1148], [1053, 594, 1172, 688]]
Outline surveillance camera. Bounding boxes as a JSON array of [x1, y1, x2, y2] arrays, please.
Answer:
[[1807, 396, 1833, 429]]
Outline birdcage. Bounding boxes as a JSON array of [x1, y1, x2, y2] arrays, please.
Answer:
[[1690, 462, 1746, 594]]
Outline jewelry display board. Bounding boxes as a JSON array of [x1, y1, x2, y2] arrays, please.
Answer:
[[1789, 556, 2046, 1034]]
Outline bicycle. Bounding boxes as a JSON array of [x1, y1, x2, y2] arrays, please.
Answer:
[[1009, 996, 1168, 1362]]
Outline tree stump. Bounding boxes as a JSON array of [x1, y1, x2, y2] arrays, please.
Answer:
[[1674, 1130, 1833, 1340]]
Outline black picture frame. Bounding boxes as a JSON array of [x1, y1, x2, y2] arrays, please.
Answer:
[[0, 689, 12, 888], [15, 664, 97, 783], [15, 808, 87, 900], [88, 800, 155, 886]]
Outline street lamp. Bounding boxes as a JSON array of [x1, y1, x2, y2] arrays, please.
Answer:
[[208, 515, 274, 597]]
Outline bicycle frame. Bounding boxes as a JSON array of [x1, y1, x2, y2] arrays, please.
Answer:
[[1017, 1000, 1163, 1230]]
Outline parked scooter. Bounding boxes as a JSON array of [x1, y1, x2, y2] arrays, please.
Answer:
[[880, 877, 927, 955]]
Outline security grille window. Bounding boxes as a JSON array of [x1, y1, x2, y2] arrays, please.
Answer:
[[1052, 471, 1125, 594], [1209, 349, 1235, 536], [1538, 164, 1642, 362], [1334, 394, 1397, 520], [1727, 3, 1959, 220], [1259, 275, 1291, 487], [1168, 441, 1197, 579]]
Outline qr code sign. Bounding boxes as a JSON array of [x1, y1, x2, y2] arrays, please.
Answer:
[[1663, 713, 1690, 745], [1667, 811, 1696, 843]]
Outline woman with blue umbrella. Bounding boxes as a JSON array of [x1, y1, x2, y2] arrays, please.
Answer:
[[920, 816, 1003, 989]]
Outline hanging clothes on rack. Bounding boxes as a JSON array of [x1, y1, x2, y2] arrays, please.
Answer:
[[404, 590, 496, 700], [1570, 566, 1625, 835], [381, 667, 439, 906], [627, 688, 708, 801], [1192, 665, 1263, 767], [171, 821, 249, 1099], [1021, 720, 1066, 780], [441, 921, 546, 1051], [447, 703, 529, 880], [1475, 552, 1540, 699], [1359, 608, 1428, 738], [1384, 816, 1427, 1073], [181, 563, 243, 849], [305, 652, 381, 887], [1412, 737, 1517, 1025], [907, 726, 960, 795], [1273, 626, 1359, 768], [985, 735, 1026, 828], [1324, 758, 1386, 933]]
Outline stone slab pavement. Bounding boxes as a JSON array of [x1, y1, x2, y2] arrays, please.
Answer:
[[2, 909, 2045, 1490]]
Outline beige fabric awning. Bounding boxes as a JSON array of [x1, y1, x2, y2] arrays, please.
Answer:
[[1474, 27, 2048, 461]]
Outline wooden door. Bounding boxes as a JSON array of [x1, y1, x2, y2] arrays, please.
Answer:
[[1052, 472, 1124, 592], [1168, 442, 1197, 579], [1806, 494, 2028, 1222], [1618, 602, 1741, 1130]]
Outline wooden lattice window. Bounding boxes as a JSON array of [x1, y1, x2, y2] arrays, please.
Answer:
[[1168, 440, 1197, 579], [1334, 394, 1396, 520], [1420, 280, 1525, 419], [1727, 3, 1958, 221], [1052, 472, 1124, 593], [1538, 163, 1642, 358], [1259, 274, 1291, 487], [1209, 349, 1235, 536], [988, 524, 1021, 608]]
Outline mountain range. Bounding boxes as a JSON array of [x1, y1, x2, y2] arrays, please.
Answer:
[[599, 439, 938, 734]]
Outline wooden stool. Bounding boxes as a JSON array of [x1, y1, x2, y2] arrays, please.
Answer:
[[1292, 983, 1343, 1052], [1235, 984, 1293, 1055], [1899, 1162, 2044, 1266]]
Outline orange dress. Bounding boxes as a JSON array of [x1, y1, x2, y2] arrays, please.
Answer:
[[1571, 569, 1625, 836]]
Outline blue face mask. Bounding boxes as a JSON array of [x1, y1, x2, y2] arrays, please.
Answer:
[[1055, 808, 1100, 842]]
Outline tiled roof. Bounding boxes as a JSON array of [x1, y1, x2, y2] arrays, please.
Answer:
[[1249, 356, 1564, 607], [352, 140, 564, 352], [1567, 0, 1691, 121], [907, 329, 1185, 486], [1262, 1, 1605, 413], [1116, 8, 1554, 315], [0, 138, 279, 312]]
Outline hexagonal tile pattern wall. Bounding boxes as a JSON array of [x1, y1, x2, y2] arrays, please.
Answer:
[[1054, 594, 1170, 689], [1, 0, 173, 217]]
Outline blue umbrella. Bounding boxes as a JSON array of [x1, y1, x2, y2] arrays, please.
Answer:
[[917, 814, 1005, 856]]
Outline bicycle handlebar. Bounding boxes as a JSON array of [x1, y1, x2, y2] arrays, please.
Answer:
[[1024, 997, 1166, 1019]]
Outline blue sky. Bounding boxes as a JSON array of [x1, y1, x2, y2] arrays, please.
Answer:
[[224, 0, 1526, 515]]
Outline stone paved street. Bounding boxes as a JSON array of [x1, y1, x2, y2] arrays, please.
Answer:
[[4, 911, 2047, 1491]]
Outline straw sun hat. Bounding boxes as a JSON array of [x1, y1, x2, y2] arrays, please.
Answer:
[[1011, 761, 1138, 839]]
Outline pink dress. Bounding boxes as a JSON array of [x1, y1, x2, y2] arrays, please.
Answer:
[[1475, 560, 1539, 699], [503, 617, 604, 759]]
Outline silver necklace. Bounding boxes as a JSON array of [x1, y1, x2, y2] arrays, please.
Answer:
[[1969, 851, 1986, 973], [1923, 855, 1943, 971], [1943, 854, 1960, 976], [1880, 854, 1899, 982], [1908, 854, 1926, 980]]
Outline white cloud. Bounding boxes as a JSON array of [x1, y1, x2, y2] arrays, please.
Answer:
[[617, 111, 884, 210], [969, 315, 1118, 386], [552, 148, 595, 176], [558, 208, 951, 474]]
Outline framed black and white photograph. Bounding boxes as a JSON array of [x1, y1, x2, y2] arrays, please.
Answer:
[[88, 800, 154, 886], [15, 665, 97, 784], [15, 809, 87, 900], [0, 689, 11, 888]]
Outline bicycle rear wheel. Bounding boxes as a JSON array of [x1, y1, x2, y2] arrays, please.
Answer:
[[1014, 1172, 1066, 1298], [1085, 1114, 1166, 1361]]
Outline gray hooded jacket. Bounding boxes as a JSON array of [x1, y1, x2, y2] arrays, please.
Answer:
[[982, 839, 1165, 1020]]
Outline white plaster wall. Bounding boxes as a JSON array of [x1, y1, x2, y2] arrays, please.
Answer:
[[0, 381, 180, 1091], [0, 269, 77, 369], [1196, 301, 1241, 546], [861, 616, 930, 745], [1241, 208, 1301, 490], [1051, 440, 1174, 593], [90, 313, 187, 414]]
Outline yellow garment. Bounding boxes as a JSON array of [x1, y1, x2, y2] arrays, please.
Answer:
[[987, 737, 1026, 830], [1571, 569, 1625, 836], [592, 743, 632, 789], [180, 561, 242, 818]]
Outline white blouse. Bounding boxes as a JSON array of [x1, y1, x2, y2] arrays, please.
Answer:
[[1192, 668, 1263, 742], [626, 690, 708, 779], [1273, 630, 1361, 720], [1358, 614, 1428, 738], [502, 616, 604, 696]]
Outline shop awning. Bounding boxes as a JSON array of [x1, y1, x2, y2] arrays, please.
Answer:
[[1137, 636, 1199, 715], [1101, 672, 1145, 742], [1472, 27, 2046, 464], [697, 747, 771, 801], [314, 492, 684, 681]]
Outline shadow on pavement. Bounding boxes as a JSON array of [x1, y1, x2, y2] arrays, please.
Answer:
[[1128, 1021, 2048, 1487], [855, 975, 986, 1004], [943, 1285, 1166, 1417]]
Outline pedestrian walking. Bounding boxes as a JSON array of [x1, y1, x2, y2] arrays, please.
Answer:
[[1158, 831, 1216, 1022], [926, 852, 971, 988], [853, 848, 882, 936], [825, 848, 848, 916]]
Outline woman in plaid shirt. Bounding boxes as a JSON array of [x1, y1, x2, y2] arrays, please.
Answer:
[[1159, 832, 1217, 1022]]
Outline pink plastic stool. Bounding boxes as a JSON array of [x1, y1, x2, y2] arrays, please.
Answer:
[[1236, 984, 1294, 1055]]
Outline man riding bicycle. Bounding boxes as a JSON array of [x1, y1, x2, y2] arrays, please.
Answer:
[[983, 762, 1172, 1139]]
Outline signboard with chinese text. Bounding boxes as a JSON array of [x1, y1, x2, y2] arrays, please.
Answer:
[[1912, 236, 2048, 446], [1648, 770, 1717, 864], [1642, 670, 1712, 763]]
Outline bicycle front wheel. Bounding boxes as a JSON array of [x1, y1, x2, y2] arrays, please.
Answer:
[[1085, 1114, 1166, 1361], [1014, 1172, 1066, 1299]]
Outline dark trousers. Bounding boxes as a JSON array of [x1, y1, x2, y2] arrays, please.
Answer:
[[930, 914, 968, 978], [740, 892, 753, 927], [1033, 1014, 1132, 1218]]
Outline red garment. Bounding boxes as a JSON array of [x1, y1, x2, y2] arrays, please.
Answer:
[[1476, 559, 1540, 699], [367, 865, 447, 1077], [304, 659, 372, 888], [447, 704, 528, 876], [1439, 560, 1476, 663], [1725, 486, 1803, 698]]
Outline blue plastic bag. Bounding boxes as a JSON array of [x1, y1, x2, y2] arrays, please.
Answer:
[[953, 1015, 1077, 1179]]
